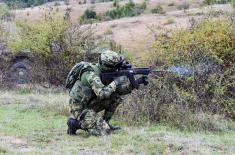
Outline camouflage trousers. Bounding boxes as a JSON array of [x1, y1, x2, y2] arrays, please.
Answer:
[[69, 97, 121, 136]]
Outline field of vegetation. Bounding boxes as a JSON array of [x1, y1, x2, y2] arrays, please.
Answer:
[[0, 90, 234, 154], [0, 0, 235, 154]]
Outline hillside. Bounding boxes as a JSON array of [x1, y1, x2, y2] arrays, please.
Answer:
[[6, 0, 232, 53]]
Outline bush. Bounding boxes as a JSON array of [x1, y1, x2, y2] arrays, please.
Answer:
[[177, 2, 190, 11], [168, 2, 175, 6], [113, 0, 120, 7], [105, 0, 146, 19], [151, 5, 165, 14], [232, 0, 235, 7], [0, 4, 9, 19], [4, 0, 59, 9], [116, 19, 235, 130], [54, 1, 61, 6], [79, 9, 97, 24], [150, 19, 235, 118], [164, 18, 175, 25], [203, 0, 232, 5], [7, 11, 97, 85]]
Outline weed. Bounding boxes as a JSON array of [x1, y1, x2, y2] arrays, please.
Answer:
[[177, 2, 190, 11], [203, 0, 232, 5], [164, 18, 175, 25], [0, 146, 7, 154], [104, 29, 114, 35], [168, 2, 175, 6], [151, 5, 165, 14], [79, 9, 97, 24], [54, 1, 60, 6], [105, 0, 146, 19]]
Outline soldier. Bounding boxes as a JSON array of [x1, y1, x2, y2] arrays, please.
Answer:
[[66, 50, 148, 136]]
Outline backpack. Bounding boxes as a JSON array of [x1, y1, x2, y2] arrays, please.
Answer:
[[65, 61, 87, 89]]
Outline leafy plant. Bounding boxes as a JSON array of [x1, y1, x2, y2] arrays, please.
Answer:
[[151, 5, 165, 14], [164, 18, 175, 25], [113, 0, 120, 7], [177, 2, 190, 12], [7, 11, 97, 84], [203, 0, 232, 5], [0, 4, 9, 19], [117, 18, 235, 129], [79, 9, 97, 24], [4, 0, 60, 9], [105, 0, 146, 19]]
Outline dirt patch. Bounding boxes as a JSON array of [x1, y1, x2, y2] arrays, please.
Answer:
[[151, 132, 235, 154], [0, 136, 33, 153]]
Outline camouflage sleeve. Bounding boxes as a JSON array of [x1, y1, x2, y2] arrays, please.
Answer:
[[81, 71, 116, 100]]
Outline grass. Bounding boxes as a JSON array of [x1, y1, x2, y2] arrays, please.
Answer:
[[0, 90, 234, 154], [164, 18, 175, 25]]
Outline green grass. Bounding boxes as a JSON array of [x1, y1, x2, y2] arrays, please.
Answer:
[[0, 91, 234, 154]]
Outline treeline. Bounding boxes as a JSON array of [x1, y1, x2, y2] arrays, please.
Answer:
[[3, 0, 60, 9]]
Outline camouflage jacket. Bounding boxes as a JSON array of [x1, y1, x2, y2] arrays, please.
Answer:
[[69, 63, 117, 104]]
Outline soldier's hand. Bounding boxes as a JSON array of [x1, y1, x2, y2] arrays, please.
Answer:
[[137, 76, 149, 85], [114, 76, 132, 95], [142, 76, 149, 85], [113, 76, 125, 86]]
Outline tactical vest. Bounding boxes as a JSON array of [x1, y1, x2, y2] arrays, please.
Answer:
[[68, 62, 101, 105]]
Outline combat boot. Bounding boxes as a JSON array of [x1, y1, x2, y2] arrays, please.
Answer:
[[108, 124, 121, 130], [67, 118, 81, 135]]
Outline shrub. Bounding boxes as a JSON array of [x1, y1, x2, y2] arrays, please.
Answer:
[[116, 19, 235, 130], [105, 0, 146, 19], [79, 9, 97, 24], [113, 0, 120, 7], [203, 0, 232, 5], [4, 0, 59, 9], [149, 19, 235, 118], [0, 4, 9, 19], [7, 11, 97, 85], [54, 1, 61, 6], [177, 2, 190, 11], [168, 2, 175, 6], [65, 0, 70, 5], [203, 0, 215, 5], [164, 18, 175, 25], [151, 5, 165, 14]]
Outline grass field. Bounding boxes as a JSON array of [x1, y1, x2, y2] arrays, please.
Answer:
[[0, 90, 234, 154]]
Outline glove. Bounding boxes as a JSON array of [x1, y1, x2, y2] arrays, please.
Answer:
[[113, 76, 125, 86], [136, 76, 149, 85], [114, 76, 132, 95]]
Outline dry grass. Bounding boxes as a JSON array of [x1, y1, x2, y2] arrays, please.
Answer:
[[0, 90, 234, 154]]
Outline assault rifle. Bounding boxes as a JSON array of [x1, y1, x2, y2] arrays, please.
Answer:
[[100, 63, 168, 89]]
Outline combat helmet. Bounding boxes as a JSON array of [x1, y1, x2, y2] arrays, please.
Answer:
[[98, 50, 124, 71]]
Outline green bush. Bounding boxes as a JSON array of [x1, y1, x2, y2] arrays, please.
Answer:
[[164, 18, 175, 25], [203, 0, 232, 5], [151, 5, 165, 14], [117, 19, 235, 130], [177, 2, 190, 11], [79, 9, 97, 24], [113, 0, 120, 7], [7, 11, 97, 84], [0, 4, 9, 19], [4, 0, 59, 9], [105, 0, 146, 19], [150, 19, 235, 118]]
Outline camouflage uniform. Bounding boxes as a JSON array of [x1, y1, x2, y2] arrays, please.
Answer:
[[67, 51, 132, 136]]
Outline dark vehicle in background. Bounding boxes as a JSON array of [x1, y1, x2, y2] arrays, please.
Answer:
[[0, 42, 31, 86]]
